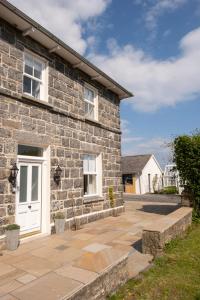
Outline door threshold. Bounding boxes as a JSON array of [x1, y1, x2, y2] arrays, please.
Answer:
[[20, 231, 49, 244]]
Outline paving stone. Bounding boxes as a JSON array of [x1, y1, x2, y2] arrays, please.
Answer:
[[55, 265, 98, 284], [55, 244, 68, 251], [73, 251, 109, 273], [11, 272, 82, 300], [0, 201, 174, 298], [0, 280, 22, 297], [0, 294, 18, 300], [83, 243, 111, 253], [12, 256, 61, 277], [0, 263, 16, 277], [16, 274, 37, 284]]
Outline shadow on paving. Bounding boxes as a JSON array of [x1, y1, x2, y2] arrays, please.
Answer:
[[137, 204, 181, 215], [132, 239, 142, 253]]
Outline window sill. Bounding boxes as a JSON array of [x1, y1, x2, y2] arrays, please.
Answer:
[[22, 94, 53, 110], [83, 195, 104, 204], [85, 117, 100, 126]]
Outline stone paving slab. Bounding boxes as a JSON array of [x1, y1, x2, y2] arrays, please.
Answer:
[[0, 201, 179, 299]]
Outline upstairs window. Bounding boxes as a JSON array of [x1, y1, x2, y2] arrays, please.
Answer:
[[23, 53, 47, 101], [84, 84, 98, 121]]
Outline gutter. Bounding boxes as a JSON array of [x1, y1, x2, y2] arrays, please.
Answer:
[[0, 0, 133, 100]]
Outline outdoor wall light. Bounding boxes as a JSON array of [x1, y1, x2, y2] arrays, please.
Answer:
[[54, 165, 62, 185], [8, 163, 19, 188]]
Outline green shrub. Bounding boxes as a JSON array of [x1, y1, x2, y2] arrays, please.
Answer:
[[54, 212, 65, 219], [173, 132, 200, 215], [163, 186, 178, 194], [109, 186, 115, 208], [5, 224, 20, 231], [157, 186, 178, 194]]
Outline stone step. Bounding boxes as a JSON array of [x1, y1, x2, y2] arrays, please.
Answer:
[[127, 250, 153, 279]]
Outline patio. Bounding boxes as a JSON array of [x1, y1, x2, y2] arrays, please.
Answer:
[[0, 200, 179, 300]]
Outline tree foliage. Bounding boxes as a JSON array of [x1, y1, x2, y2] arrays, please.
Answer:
[[173, 132, 200, 215]]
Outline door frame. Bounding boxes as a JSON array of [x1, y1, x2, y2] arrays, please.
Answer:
[[16, 160, 42, 234], [16, 146, 50, 236]]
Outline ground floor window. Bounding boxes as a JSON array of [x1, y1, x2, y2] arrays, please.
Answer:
[[83, 154, 102, 196]]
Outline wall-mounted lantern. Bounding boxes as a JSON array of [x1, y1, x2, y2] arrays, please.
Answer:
[[8, 163, 19, 188], [54, 165, 62, 185]]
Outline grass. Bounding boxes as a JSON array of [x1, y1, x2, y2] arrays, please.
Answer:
[[108, 223, 200, 300]]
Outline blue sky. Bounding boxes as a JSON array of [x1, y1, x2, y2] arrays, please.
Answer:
[[10, 0, 200, 165]]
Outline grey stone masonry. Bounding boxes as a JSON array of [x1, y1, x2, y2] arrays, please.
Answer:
[[0, 18, 124, 236], [142, 207, 192, 257]]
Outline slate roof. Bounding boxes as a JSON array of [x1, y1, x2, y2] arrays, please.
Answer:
[[122, 154, 152, 175]]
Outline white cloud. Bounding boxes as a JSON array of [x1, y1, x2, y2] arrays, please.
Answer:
[[121, 121, 171, 165], [122, 135, 171, 166], [145, 0, 187, 31], [89, 27, 200, 112], [9, 0, 110, 54], [121, 119, 143, 144]]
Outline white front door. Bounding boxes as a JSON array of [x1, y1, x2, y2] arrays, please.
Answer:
[[16, 161, 42, 234]]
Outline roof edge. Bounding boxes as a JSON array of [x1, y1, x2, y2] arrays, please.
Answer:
[[0, 0, 133, 99]]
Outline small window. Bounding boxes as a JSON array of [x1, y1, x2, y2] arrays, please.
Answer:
[[84, 85, 98, 120], [18, 145, 43, 157], [83, 154, 97, 196], [23, 53, 46, 101]]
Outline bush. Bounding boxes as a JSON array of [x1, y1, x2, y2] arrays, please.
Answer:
[[109, 186, 115, 208], [5, 224, 20, 231], [54, 212, 65, 219], [173, 132, 200, 216], [162, 186, 178, 194]]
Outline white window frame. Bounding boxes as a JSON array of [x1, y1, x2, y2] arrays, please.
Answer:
[[83, 154, 102, 197], [23, 50, 48, 102], [84, 83, 98, 121]]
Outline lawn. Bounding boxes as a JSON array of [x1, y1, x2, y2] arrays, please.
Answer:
[[109, 223, 200, 300]]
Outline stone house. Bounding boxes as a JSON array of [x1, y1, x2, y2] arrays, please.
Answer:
[[0, 1, 132, 239]]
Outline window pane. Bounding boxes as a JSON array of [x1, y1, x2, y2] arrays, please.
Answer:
[[89, 174, 96, 194], [31, 166, 39, 201], [84, 102, 89, 115], [85, 102, 94, 119], [34, 60, 42, 79], [25, 55, 33, 76], [88, 104, 94, 119], [19, 166, 27, 203], [23, 76, 31, 94], [84, 87, 94, 103], [18, 145, 43, 156], [32, 80, 40, 99], [25, 64, 33, 76], [83, 156, 88, 173], [89, 156, 96, 172], [84, 174, 88, 195]]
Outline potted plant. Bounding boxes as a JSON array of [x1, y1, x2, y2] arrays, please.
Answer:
[[5, 224, 20, 251], [54, 212, 65, 234]]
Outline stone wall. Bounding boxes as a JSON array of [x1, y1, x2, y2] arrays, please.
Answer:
[[0, 18, 123, 235], [67, 256, 129, 300], [142, 207, 193, 257]]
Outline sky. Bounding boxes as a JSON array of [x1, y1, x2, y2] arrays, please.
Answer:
[[9, 0, 200, 166]]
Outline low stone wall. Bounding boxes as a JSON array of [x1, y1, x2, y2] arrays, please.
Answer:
[[142, 207, 192, 257], [124, 193, 181, 204], [66, 255, 129, 300], [52, 206, 124, 233]]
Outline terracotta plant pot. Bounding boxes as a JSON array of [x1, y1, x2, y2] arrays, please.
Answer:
[[5, 229, 20, 251], [55, 218, 65, 234]]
